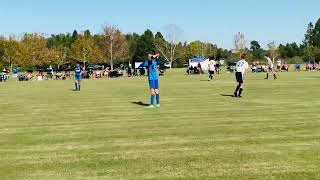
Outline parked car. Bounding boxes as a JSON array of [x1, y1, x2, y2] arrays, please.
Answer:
[[227, 61, 237, 72]]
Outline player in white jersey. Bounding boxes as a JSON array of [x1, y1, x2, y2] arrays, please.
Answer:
[[208, 60, 216, 81], [234, 54, 249, 98], [264, 54, 277, 80]]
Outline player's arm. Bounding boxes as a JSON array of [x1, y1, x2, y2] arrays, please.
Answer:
[[141, 60, 149, 67]]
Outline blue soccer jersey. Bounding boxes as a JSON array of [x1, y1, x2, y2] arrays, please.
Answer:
[[142, 59, 158, 80], [74, 67, 82, 80]]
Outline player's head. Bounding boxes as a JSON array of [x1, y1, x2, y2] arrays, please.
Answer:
[[148, 52, 154, 60], [76, 63, 80, 68], [240, 53, 246, 59], [264, 54, 269, 58]]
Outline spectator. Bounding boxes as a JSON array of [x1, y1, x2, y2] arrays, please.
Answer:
[[252, 61, 257, 73], [276, 59, 282, 72], [104, 67, 109, 77], [295, 62, 301, 71], [197, 62, 203, 74], [96, 70, 102, 78]]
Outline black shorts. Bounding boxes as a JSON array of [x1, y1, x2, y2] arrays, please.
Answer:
[[235, 72, 243, 83], [209, 71, 215, 75]]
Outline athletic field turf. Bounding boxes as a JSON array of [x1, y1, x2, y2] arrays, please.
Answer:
[[0, 69, 320, 179]]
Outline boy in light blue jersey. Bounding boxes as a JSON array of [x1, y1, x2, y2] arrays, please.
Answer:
[[141, 53, 160, 108], [74, 64, 82, 91]]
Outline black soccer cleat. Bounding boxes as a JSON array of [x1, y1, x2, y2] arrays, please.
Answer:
[[234, 92, 238, 97]]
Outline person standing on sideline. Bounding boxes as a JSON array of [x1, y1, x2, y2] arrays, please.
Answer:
[[141, 53, 160, 108], [264, 54, 277, 80], [208, 60, 216, 81], [74, 64, 82, 91], [234, 53, 249, 98]]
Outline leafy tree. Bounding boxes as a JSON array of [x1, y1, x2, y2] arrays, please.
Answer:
[[99, 25, 129, 70], [187, 41, 203, 57], [314, 18, 320, 47], [21, 33, 55, 67], [69, 33, 102, 68], [267, 41, 279, 62], [233, 32, 246, 57], [0, 36, 23, 70], [304, 22, 315, 46], [135, 29, 156, 60], [155, 24, 183, 68]]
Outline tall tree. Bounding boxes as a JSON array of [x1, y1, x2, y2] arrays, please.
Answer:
[[187, 41, 203, 57], [155, 24, 183, 68], [100, 25, 128, 70], [250, 40, 263, 59], [0, 36, 23, 70], [314, 18, 320, 47], [304, 22, 315, 46], [267, 41, 279, 63], [21, 33, 55, 67], [69, 33, 102, 68], [136, 29, 155, 60], [233, 32, 246, 57]]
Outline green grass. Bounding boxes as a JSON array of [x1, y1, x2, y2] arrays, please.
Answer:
[[0, 69, 320, 179]]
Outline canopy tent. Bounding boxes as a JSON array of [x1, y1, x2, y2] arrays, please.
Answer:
[[189, 56, 210, 71]]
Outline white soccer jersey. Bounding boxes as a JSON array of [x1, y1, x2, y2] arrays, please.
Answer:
[[267, 57, 273, 68], [236, 59, 249, 73], [208, 60, 216, 71]]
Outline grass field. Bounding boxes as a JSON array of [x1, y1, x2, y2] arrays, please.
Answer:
[[1, 69, 320, 179]]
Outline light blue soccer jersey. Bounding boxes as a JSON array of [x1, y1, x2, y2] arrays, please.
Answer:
[[142, 59, 158, 81]]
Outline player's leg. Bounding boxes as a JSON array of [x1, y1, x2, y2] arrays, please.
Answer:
[[149, 88, 155, 107], [272, 69, 277, 79], [154, 80, 160, 107], [238, 83, 244, 97], [265, 69, 269, 79], [78, 80, 81, 91], [74, 80, 78, 91], [149, 80, 156, 107], [234, 72, 241, 97]]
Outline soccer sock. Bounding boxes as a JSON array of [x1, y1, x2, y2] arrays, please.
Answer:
[[156, 94, 160, 104], [273, 74, 277, 79], [266, 73, 269, 79], [78, 84, 81, 91], [239, 88, 243, 96], [75, 83, 78, 91], [150, 94, 155, 105]]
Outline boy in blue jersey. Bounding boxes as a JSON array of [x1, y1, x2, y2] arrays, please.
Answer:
[[141, 53, 160, 108], [74, 64, 82, 91]]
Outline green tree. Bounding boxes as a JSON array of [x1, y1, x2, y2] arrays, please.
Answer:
[[0, 36, 23, 70], [100, 25, 129, 70], [69, 33, 102, 68], [303, 22, 315, 46], [187, 41, 203, 57], [135, 29, 156, 60], [21, 33, 55, 67]]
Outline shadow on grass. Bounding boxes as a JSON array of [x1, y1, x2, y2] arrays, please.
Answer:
[[131, 101, 149, 107], [220, 94, 235, 97]]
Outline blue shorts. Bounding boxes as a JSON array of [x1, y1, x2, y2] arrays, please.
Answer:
[[149, 80, 159, 89], [74, 75, 82, 81]]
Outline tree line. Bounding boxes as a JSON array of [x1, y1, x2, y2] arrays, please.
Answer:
[[1, 18, 320, 71]]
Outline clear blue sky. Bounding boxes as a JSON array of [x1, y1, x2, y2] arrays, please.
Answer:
[[0, 0, 319, 49]]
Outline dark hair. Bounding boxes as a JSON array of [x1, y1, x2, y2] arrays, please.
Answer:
[[240, 53, 246, 59]]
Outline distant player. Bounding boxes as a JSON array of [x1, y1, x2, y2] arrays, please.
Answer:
[[264, 54, 277, 80], [74, 64, 82, 91], [234, 53, 249, 98], [141, 53, 160, 108], [208, 60, 216, 81]]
